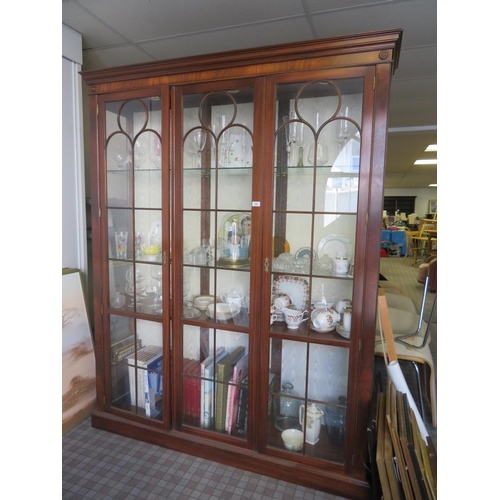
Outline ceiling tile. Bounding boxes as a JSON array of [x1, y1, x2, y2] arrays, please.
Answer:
[[309, 0, 436, 47], [137, 18, 314, 62], [73, 0, 307, 43], [82, 44, 157, 71], [62, 1, 129, 49]]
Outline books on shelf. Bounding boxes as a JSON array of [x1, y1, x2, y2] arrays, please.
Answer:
[[268, 373, 276, 416], [144, 353, 163, 418], [127, 345, 162, 409], [226, 352, 249, 435], [112, 335, 142, 362], [183, 358, 201, 425], [215, 346, 246, 433], [235, 375, 249, 435], [200, 347, 227, 428]]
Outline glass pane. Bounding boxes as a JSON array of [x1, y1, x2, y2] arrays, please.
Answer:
[[135, 209, 162, 262], [274, 79, 363, 214], [110, 316, 163, 420], [267, 340, 348, 464], [109, 262, 163, 315], [106, 98, 162, 208], [180, 86, 254, 440], [182, 327, 249, 436]]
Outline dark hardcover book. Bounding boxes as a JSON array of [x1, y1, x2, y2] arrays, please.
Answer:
[[215, 346, 245, 432], [236, 376, 249, 434], [227, 353, 249, 434], [189, 359, 201, 426]]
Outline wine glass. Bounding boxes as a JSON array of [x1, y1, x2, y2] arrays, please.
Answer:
[[109, 135, 130, 169], [338, 106, 350, 146], [151, 135, 162, 169], [297, 122, 305, 167], [282, 115, 291, 165], [134, 137, 148, 169], [307, 112, 329, 166], [191, 129, 207, 168], [338, 107, 350, 169]]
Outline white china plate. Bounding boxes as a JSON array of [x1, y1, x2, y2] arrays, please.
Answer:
[[206, 302, 240, 320], [336, 323, 351, 339], [295, 247, 316, 260], [317, 234, 353, 261], [272, 276, 309, 312], [311, 325, 336, 333]]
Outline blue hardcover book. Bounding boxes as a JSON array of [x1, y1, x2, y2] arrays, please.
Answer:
[[143, 353, 163, 418]]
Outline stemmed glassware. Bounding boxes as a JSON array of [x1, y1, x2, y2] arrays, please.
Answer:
[[149, 267, 162, 313], [338, 106, 350, 148], [125, 265, 146, 308], [283, 115, 291, 165], [151, 136, 162, 169], [109, 135, 130, 169], [191, 129, 207, 168], [308, 111, 329, 166], [134, 137, 148, 169], [338, 107, 350, 169], [297, 122, 305, 167]]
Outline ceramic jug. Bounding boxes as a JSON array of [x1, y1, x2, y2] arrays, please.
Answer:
[[311, 307, 341, 330], [220, 290, 244, 308], [299, 403, 324, 445]]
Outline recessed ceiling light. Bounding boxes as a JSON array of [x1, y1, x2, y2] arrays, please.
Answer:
[[425, 144, 437, 152], [414, 159, 438, 165]]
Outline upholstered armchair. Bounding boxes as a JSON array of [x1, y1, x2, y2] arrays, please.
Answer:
[[417, 256, 437, 292]]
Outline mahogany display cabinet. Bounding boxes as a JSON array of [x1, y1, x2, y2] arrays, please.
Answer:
[[82, 29, 402, 499]]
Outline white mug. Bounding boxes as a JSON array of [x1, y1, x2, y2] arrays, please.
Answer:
[[283, 307, 308, 329], [336, 299, 352, 314], [343, 310, 352, 331]]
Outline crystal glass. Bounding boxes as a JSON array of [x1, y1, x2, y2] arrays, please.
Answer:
[[192, 129, 207, 168]]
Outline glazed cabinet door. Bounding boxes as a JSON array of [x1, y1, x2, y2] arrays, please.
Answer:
[[261, 69, 375, 469], [99, 90, 169, 423], [172, 81, 262, 442]]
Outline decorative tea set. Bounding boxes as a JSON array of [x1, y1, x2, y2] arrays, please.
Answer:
[[270, 288, 352, 339]]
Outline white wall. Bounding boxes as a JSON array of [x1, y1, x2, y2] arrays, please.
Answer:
[[62, 24, 88, 281], [384, 187, 437, 218]]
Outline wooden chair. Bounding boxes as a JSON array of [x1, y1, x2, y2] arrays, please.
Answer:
[[410, 219, 437, 266], [402, 230, 419, 265]]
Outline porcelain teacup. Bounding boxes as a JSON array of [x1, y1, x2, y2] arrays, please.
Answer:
[[274, 294, 293, 310], [282, 307, 308, 329]]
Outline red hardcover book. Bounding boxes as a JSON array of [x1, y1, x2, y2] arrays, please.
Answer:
[[183, 359, 197, 422]]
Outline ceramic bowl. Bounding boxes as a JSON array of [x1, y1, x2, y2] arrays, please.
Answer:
[[206, 302, 240, 320], [281, 429, 304, 451], [193, 295, 214, 311]]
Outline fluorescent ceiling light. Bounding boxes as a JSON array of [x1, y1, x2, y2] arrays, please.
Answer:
[[414, 159, 437, 165], [425, 144, 437, 152], [429, 184, 437, 187]]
